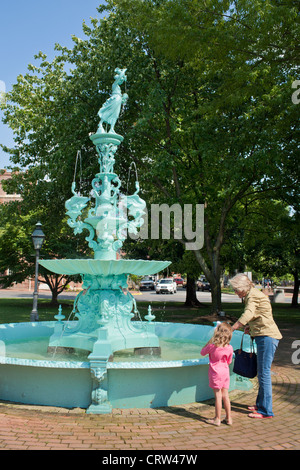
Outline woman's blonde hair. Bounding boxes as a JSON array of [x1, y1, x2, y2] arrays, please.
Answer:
[[209, 322, 232, 347], [229, 273, 254, 294]]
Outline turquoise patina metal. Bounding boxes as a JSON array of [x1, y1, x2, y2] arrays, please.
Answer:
[[97, 67, 128, 135], [64, 69, 144, 260], [40, 69, 171, 414]]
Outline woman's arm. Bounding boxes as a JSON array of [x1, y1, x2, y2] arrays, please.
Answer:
[[232, 321, 250, 334], [232, 321, 245, 331]]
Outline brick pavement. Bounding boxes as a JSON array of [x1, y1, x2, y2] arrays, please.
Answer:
[[0, 325, 299, 451]]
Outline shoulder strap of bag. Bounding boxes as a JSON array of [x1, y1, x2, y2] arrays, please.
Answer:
[[239, 334, 255, 353], [239, 333, 244, 352]]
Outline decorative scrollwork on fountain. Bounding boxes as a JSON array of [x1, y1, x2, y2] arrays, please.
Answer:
[[65, 182, 98, 252]]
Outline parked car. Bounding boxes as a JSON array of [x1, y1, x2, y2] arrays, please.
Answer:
[[173, 277, 184, 286], [155, 278, 177, 294], [140, 278, 155, 291], [197, 279, 211, 291]]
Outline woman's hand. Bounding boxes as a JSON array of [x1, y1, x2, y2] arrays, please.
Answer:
[[232, 321, 244, 331]]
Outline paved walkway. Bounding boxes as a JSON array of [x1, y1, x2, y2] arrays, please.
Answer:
[[0, 325, 299, 451]]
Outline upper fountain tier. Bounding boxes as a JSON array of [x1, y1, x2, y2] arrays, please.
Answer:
[[61, 68, 150, 262]]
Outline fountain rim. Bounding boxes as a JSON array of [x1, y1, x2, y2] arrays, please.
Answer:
[[0, 321, 211, 370], [39, 259, 172, 276]]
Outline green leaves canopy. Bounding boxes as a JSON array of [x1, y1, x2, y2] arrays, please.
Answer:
[[1, 0, 299, 310]]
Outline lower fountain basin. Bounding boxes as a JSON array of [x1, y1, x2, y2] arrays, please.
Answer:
[[0, 322, 253, 410]]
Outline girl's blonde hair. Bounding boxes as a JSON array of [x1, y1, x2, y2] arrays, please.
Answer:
[[209, 322, 232, 347], [229, 273, 254, 294]]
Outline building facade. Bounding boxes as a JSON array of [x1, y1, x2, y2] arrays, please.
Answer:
[[0, 170, 22, 203]]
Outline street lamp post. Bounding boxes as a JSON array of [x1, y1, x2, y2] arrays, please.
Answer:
[[30, 222, 45, 322]]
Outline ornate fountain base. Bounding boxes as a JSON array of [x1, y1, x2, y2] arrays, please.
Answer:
[[48, 273, 160, 356]]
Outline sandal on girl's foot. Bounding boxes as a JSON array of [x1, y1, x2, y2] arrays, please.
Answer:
[[206, 418, 221, 426], [221, 419, 233, 426], [248, 412, 273, 419], [247, 406, 258, 411]]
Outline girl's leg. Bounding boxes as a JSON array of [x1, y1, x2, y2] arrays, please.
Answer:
[[222, 388, 232, 424], [206, 389, 222, 425], [213, 389, 222, 425]]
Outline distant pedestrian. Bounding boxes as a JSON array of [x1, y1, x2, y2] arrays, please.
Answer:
[[201, 322, 233, 426], [230, 273, 282, 419]]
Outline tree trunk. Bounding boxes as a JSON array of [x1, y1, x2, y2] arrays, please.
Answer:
[[49, 287, 59, 306], [209, 279, 222, 314], [205, 255, 222, 314], [194, 250, 222, 314], [291, 270, 299, 307], [41, 272, 71, 306], [184, 275, 203, 307]]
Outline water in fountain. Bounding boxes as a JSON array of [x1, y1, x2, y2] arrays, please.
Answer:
[[4, 335, 207, 363]]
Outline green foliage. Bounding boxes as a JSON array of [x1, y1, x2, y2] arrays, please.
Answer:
[[0, 0, 298, 311]]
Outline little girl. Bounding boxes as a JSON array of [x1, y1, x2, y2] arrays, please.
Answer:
[[201, 322, 233, 426]]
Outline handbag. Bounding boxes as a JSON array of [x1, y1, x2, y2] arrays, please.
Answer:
[[233, 334, 257, 378]]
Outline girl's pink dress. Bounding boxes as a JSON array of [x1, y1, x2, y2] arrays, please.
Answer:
[[201, 343, 233, 389]]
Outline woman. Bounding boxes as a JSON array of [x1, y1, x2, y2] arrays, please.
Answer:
[[230, 273, 282, 419]]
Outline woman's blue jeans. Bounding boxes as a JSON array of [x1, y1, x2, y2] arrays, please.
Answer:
[[254, 336, 279, 417]]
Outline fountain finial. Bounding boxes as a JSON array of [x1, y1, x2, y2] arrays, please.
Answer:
[[97, 68, 128, 135]]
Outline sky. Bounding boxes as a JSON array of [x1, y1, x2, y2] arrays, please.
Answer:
[[0, 0, 105, 169]]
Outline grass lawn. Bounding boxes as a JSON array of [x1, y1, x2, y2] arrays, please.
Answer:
[[0, 299, 75, 324], [0, 297, 298, 327]]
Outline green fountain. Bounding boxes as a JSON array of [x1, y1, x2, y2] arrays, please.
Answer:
[[40, 68, 171, 413]]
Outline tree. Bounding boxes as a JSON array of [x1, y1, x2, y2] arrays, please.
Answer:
[[245, 205, 300, 307], [220, 191, 300, 307], [112, 0, 299, 311], [0, 198, 83, 304], [1, 0, 299, 313]]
